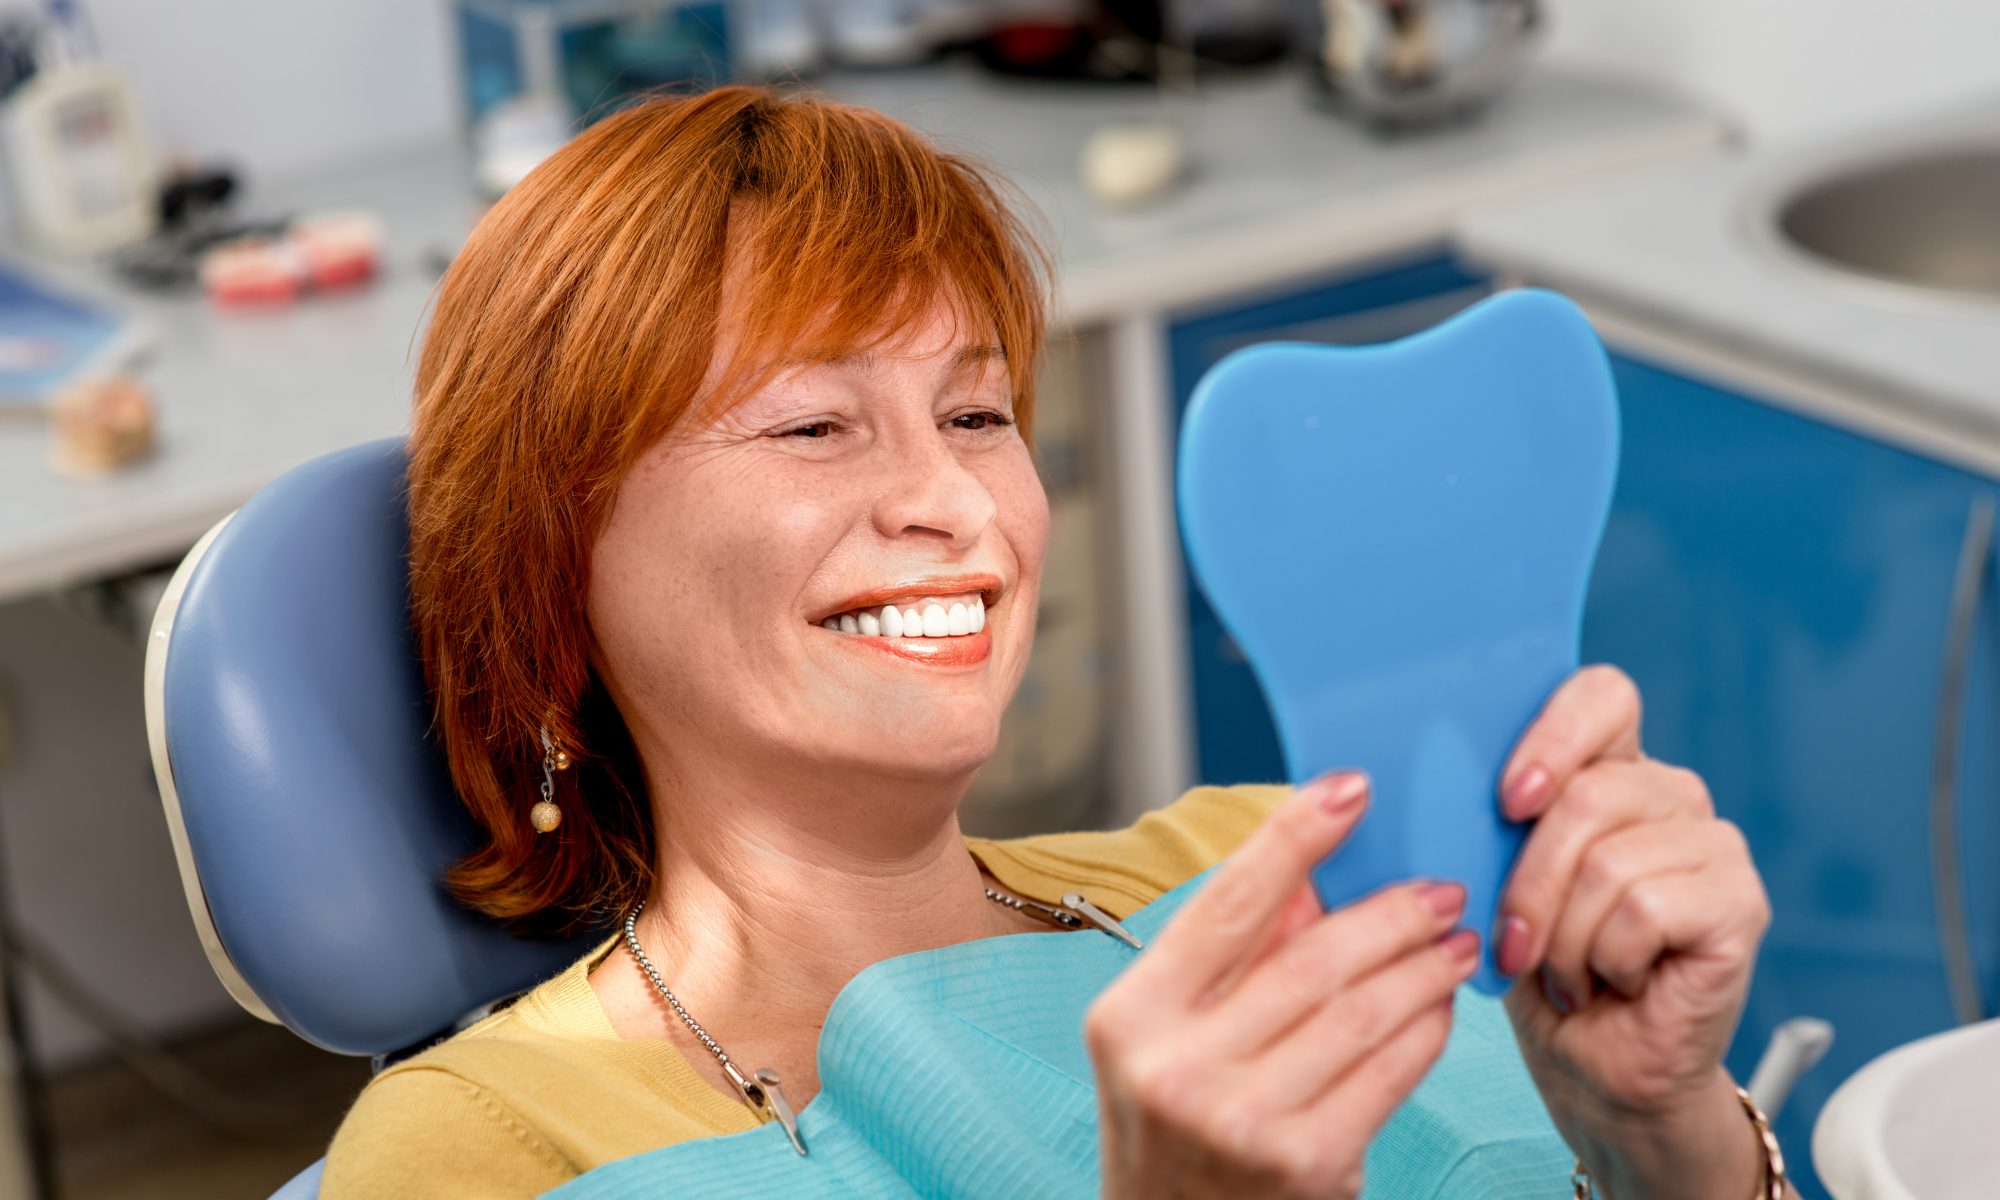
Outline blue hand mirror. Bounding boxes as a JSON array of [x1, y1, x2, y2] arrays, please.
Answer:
[[1176, 288, 1620, 994]]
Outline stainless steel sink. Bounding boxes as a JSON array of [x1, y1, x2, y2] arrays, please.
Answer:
[[1760, 140, 2000, 304]]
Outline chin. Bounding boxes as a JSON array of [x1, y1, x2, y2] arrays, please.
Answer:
[[825, 713, 1001, 782]]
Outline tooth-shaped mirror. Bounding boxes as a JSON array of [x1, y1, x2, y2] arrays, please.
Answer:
[[1176, 288, 1620, 994]]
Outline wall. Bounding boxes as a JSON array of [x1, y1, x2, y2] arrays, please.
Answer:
[[1543, 0, 2000, 143], [7, 0, 1998, 184], [0, 0, 457, 180]]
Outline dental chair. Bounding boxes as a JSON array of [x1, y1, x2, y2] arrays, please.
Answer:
[[142, 438, 604, 1200]]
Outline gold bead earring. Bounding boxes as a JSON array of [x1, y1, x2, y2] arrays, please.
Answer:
[[532, 725, 570, 833]]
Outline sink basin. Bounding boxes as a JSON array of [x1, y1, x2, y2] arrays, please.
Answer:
[[1814, 1015, 2000, 1199], [1763, 141, 2000, 303]]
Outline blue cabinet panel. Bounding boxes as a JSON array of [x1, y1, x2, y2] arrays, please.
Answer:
[[1581, 351, 2000, 1197], [1168, 250, 1491, 784]]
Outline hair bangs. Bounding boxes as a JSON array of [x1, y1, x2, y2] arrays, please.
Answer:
[[689, 99, 1051, 434]]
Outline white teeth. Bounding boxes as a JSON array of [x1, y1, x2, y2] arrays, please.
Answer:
[[822, 597, 991, 638]]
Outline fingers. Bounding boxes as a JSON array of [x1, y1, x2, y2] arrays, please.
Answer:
[[1496, 760, 1711, 984], [1265, 879, 1329, 952], [1193, 880, 1468, 1058], [1500, 664, 1644, 821], [1104, 995, 1456, 1200], [1262, 1000, 1457, 1188], [1243, 925, 1478, 1113], [1122, 771, 1369, 1011], [1584, 839, 1769, 999], [1197, 879, 1331, 1007], [1538, 820, 1744, 1005]]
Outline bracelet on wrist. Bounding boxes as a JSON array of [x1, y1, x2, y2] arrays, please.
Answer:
[[1568, 1085, 1787, 1200]]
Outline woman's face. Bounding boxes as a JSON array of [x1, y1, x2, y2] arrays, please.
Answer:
[[588, 300, 1049, 793]]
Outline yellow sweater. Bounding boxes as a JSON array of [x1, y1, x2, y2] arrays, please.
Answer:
[[321, 784, 1287, 1198]]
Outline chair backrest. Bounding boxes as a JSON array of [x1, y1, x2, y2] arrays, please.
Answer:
[[144, 437, 601, 1058], [1177, 288, 1620, 995]]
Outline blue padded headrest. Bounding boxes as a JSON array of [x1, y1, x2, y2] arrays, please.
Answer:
[[152, 438, 600, 1056], [1178, 289, 1619, 994]]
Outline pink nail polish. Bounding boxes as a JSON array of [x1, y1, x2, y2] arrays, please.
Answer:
[[1420, 881, 1466, 920], [1503, 766, 1550, 820], [1438, 929, 1480, 963], [1316, 772, 1370, 815], [1496, 915, 1532, 977], [1544, 973, 1578, 1015]]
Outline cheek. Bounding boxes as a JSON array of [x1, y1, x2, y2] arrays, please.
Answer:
[[586, 479, 701, 692], [994, 453, 1051, 582], [589, 452, 865, 682]]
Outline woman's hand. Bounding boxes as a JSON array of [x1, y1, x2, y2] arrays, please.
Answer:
[[1496, 665, 1779, 1199], [1085, 773, 1479, 1200]]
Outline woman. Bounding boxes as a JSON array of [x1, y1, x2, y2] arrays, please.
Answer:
[[324, 85, 1785, 1198]]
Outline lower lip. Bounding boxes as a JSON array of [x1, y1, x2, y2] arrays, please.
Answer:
[[833, 629, 992, 668]]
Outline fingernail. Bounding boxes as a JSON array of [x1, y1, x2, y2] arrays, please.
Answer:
[[1496, 914, 1532, 976], [1420, 881, 1466, 920], [1316, 772, 1370, 816], [1438, 929, 1480, 963], [1502, 765, 1550, 820], [1543, 972, 1578, 1015]]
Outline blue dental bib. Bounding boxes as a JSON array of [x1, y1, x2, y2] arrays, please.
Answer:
[[548, 867, 1570, 1198]]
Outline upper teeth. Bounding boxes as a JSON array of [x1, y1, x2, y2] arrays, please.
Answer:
[[821, 597, 986, 638]]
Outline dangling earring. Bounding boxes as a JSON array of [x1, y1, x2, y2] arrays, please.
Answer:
[[532, 724, 571, 833]]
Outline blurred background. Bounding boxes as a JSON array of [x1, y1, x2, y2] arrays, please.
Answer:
[[0, 1, 1995, 1196]]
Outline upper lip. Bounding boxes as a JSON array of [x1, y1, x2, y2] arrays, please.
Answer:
[[812, 573, 1003, 624]]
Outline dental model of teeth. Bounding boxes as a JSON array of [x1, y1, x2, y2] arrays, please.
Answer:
[[821, 597, 987, 638]]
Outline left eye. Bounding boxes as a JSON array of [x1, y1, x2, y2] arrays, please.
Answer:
[[951, 411, 1009, 431]]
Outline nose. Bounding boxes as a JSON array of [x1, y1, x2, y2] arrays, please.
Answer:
[[871, 424, 998, 548]]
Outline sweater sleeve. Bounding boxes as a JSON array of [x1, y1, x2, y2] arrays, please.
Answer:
[[321, 1066, 575, 1199]]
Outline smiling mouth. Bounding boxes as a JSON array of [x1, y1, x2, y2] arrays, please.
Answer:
[[817, 595, 986, 640], [810, 578, 999, 667]]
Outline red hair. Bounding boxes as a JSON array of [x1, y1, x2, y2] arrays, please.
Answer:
[[408, 85, 1050, 932]]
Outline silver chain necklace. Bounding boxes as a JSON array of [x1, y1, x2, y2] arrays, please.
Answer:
[[621, 884, 1144, 1158]]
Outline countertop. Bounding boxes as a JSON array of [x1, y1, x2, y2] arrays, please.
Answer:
[[1456, 99, 2000, 456], [826, 62, 1721, 324], [0, 60, 1720, 601]]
